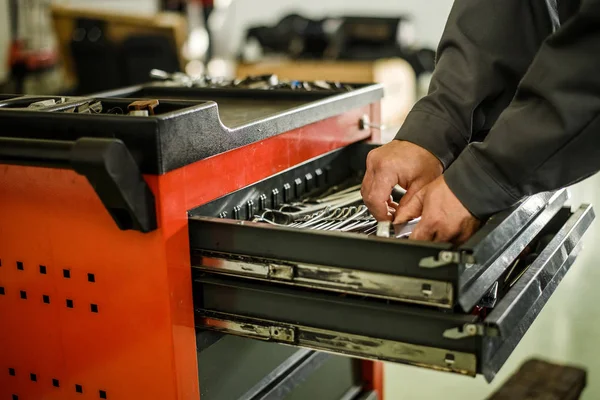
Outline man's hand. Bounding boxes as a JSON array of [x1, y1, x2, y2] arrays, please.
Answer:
[[361, 141, 443, 221], [394, 176, 480, 244]]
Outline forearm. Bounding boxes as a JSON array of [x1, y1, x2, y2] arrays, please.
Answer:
[[397, 0, 553, 168], [445, 1, 600, 218]]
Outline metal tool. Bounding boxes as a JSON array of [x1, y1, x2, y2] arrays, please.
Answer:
[[77, 101, 103, 114], [376, 218, 421, 238], [27, 99, 58, 109], [149, 69, 355, 92], [252, 184, 413, 237]]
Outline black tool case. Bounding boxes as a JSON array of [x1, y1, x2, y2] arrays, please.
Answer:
[[188, 142, 594, 382], [0, 86, 382, 233], [0, 83, 382, 175], [0, 85, 385, 400]]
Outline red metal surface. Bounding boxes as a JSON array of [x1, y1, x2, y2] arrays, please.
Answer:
[[9, 40, 59, 70], [0, 106, 377, 399], [368, 102, 383, 144], [177, 105, 374, 209], [362, 361, 385, 400], [0, 167, 197, 400]]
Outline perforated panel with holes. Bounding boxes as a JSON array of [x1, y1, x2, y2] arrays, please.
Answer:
[[0, 165, 198, 399], [0, 107, 382, 399]]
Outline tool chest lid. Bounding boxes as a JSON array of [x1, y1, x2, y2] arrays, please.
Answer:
[[0, 83, 383, 174]]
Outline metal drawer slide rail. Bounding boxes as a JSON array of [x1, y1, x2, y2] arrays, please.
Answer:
[[189, 140, 573, 310], [192, 253, 454, 308], [200, 312, 478, 377], [192, 189, 568, 309], [195, 205, 594, 381]]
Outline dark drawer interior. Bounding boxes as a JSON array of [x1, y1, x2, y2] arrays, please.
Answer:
[[189, 142, 594, 382], [188, 142, 571, 311], [192, 202, 593, 382], [196, 333, 363, 400], [0, 83, 383, 174]]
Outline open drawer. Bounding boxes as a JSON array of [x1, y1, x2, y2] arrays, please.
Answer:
[[188, 143, 594, 381], [189, 143, 582, 311]]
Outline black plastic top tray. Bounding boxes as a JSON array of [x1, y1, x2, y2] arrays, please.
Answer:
[[0, 83, 383, 174]]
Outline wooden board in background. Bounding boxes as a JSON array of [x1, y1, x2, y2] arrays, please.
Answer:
[[51, 4, 187, 89], [488, 359, 587, 400], [237, 59, 416, 128]]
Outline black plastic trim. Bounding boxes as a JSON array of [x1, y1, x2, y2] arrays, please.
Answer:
[[0, 137, 157, 232], [481, 204, 594, 382], [0, 83, 383, 174]]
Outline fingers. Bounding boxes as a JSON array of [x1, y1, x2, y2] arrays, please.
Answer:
[[403, 177, 481, 244], [361, 171, 397, 221], [411, 221, 455, 243], [410, 220, 436, 242], [453, 220, 481, 245], [361, 140, 444, 225], [398, 186, 419, 208], [387, 200, 399, 217], [398, 178, 430, 208], [431, 229, 455, 243], [393, 190, 424, 225], [453, 231, 472, 246]]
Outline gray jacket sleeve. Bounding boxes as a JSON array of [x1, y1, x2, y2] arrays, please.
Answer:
[[395, 0, 553, 168], [444, 0, 600, 218]]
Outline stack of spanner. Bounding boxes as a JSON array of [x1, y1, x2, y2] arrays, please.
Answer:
[[149, 69, 354, 92], [252, 184, 417, 238]]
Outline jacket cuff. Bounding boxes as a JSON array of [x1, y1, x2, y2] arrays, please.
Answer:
[[394, 109, 467, 169], [443, 147, 521, 219]]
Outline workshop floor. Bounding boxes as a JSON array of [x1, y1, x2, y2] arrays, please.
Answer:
[[384, 175, 600, 399]]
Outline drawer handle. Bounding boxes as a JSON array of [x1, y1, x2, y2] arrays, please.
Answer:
[[0, 137, 157, 233]]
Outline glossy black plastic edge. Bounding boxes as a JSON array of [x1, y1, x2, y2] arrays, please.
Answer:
[[459, 191, 562, 283], [458, 190, 569, 311], [0, 136, 157, 232], [91, 82, 376, 101], [0, 83, 383, 174], [153, 83, 383, 174], [0, 96, 203, 174], [480, 204, 594, 382]]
